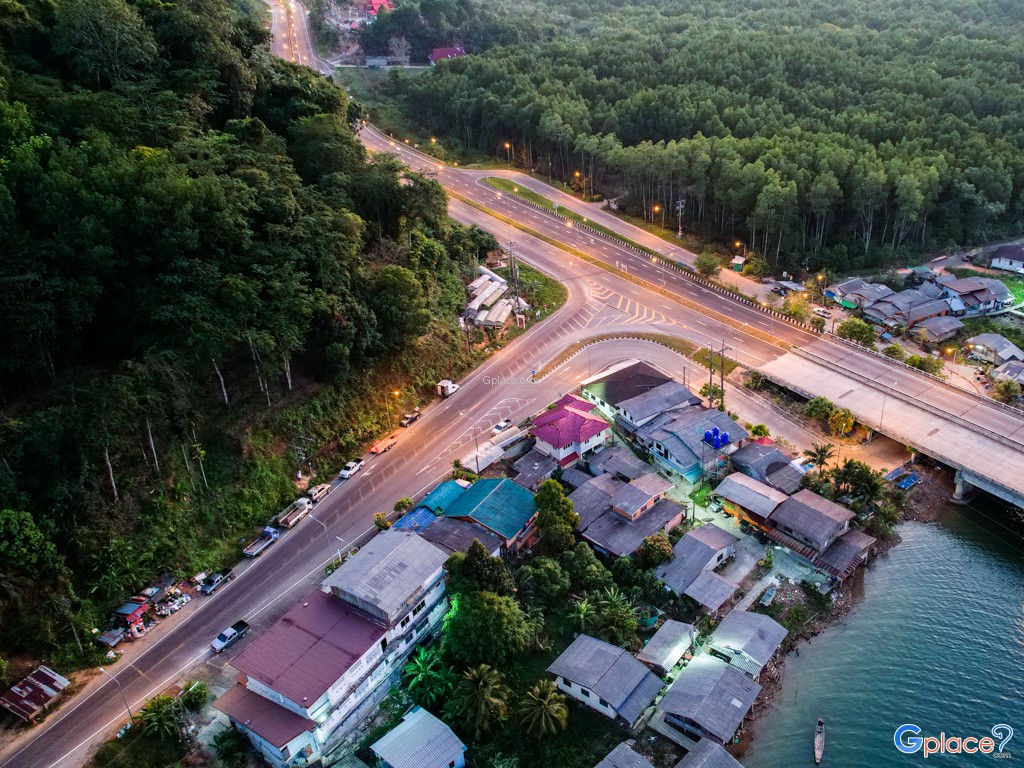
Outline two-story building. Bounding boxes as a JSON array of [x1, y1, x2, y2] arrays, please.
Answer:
[[966, 333, 1024, 366], [580, 360, 701, 432], [213, 532, 450, 767], [531, 394, 612, 467], [656, 655, 760, 745], [634, 408, 747, 484], [569, 471, 685, 558]]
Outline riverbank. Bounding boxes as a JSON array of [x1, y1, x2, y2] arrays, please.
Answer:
[[740, 493, 1024, 767]]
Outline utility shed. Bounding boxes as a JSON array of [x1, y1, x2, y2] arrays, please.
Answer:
[[371, 705, 466, 768], [0, 666, 71, 721], [636, 620, 695, 675]]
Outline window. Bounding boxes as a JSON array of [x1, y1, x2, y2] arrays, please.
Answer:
[[380, 638, 388, 653], [599, 698, 610, 708], [412, 600, 426, 616], [401, 616, 410, 628], [580, 688, 590, 698]]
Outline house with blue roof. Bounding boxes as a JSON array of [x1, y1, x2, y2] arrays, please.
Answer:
[[416, 479, 469, 514], [442, 478, 538, 552]]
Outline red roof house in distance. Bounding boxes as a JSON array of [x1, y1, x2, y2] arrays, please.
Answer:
[[531, 394, 612, 467], [0, 666, 71, 722], [429, 46, 466, 64], [364, 0, 391, 16]]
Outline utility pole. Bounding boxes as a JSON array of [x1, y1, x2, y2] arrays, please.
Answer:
[[719, 339, 729, 411], [675, 197, 686, 238], [507, 240, 521, 310]]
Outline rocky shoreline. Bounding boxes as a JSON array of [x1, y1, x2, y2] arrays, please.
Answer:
[[732, 467, 954, 758]]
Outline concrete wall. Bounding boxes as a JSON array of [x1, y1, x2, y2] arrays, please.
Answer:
[[554, 676, 618, 720]]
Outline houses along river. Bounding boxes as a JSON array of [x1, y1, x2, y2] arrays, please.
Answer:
[[742, 500, 1024, 767]]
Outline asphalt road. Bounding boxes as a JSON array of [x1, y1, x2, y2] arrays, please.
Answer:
[[7, 25, 1024, 768], [264, 0, 332, 74]]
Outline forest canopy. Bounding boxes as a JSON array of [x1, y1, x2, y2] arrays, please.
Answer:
[[0, 0, 491, 664], [393, 0, 1024, 272]]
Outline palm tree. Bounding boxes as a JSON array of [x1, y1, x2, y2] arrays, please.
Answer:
[[595, 587, 638, 646], [516, 679, 569, 739], [403, 647, 456, 709], [451, 459, 463, 477], [453, 664, 511, 739], [803, 442, 835, 473], [566, 597, 595, 633], [211, 729, 248, 767], [140, 695, 182, 741]]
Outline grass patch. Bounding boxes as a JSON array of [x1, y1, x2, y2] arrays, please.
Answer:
[[689, 485, 713, 508], [692, 348, 739, 376], [535, 333, 697, 379], [484, 177, 556, 210], [490, 262, 568, 343], [86, 728, 188, 768]]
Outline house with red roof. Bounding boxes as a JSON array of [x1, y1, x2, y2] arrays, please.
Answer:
[[531, 394, 612, 467], [364, 0, 392, 17], [429, 46, 466, 64], [214, 532, 450, 767]]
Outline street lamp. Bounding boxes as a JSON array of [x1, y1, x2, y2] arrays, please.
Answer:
[[384, 389, 400, 426], [879, 381, 898, 431], [98, 667, 135, 724], [504, 141, 511, 164], [335, 536, 352, 563], [734, 240, 747, 258], [308, 513, 333, 561], [760, 302, 775, 337]]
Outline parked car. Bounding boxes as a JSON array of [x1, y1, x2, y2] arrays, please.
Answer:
[[199, 568, 234, 596], [211, 621, 250, 653], [399, 409, 421, 427], [814, 308, 833, 318], [491, 418, 514, 436], [308, 483, 332, 503], [278, 497, 313, 528], [340, 459, 365, 479]]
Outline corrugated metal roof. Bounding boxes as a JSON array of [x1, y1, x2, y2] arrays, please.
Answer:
[[511, 448, 558, 491], [213, 684, 315, 748], [770, 489, 854, 552], [560, 466, 595, 489], [636, 620, 694, 672], [636, 409, 747, 472], [676, 739, 744, 768], [815, 529, 876, 574], [0, 666, 71, 721], [710, 610, 787, 671], [547, 634, 662, 723], [417, 517, 503, 556], [418, 480, 467, 513], [595, 742, 656, 768], [443, 478, 537, 540], [656, 525, 738, 595], [324, 531, 448, 623], [683, 572, 737, 612], [581, 497, 686, 558], [587, 446, 652, 480], [231, 589, 382, 706], [393, 507, 437, 532], [532, 402, 610, 450], [616, 381, 701, 424], [581, 361, 673, 407], [371, 706, 465, 768], [570, 473, 622, 527], [657, 655, 760, 744], [713, 474, 787, 519]]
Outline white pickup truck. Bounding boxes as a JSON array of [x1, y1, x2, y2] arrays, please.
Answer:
[[211, 621, 250, 653]]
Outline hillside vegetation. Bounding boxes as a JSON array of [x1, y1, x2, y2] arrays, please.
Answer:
[[387, 0, 1024, 272], [0, 0, 494, 668]]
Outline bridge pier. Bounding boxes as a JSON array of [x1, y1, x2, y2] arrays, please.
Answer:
[[952, 469, 974, 503]]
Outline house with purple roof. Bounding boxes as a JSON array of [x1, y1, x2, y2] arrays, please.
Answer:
[[531, 394, 612, 467]]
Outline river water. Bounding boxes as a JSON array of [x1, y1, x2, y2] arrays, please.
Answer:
[[741, 501, 1024, 767]]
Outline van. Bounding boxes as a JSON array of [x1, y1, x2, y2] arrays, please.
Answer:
[[308, 483, 332, 503]]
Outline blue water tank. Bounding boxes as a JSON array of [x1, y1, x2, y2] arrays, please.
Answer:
[[722, 432, 730, 445], [704, 430, 713, 444], [713, 435, 722, 449], [712, 426, 720, 437]]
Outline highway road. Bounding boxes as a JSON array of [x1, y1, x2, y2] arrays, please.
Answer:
[[7, 20, 1024, 768], [264, 0, 332, 74]]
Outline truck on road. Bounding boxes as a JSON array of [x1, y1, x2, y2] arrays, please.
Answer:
[[278, 497, 313, 528], [211, 621, 250, 653], [370, 434, 398, 455], [436, 380, 460, 398], [243, 526, 280, 557], [199, 568, 234, 595]]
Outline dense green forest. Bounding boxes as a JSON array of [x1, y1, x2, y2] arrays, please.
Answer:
[[0, 0, 495, 667], [384, 0, 1024, 273]]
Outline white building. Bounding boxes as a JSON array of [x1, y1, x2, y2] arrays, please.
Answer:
[[531, 394, 612, 467], [214, 532, 449, 767]]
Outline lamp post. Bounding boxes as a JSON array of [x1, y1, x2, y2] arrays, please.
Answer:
[[308, 513, 333, 561], [335, 536, 352, 563], [98, 667, 134, 724], [504, 141, 511, 165], [384, 389, 399, 427], [653, 204, 663, 227], [760, 302, 775, 337], [879, 381, 898, 431]]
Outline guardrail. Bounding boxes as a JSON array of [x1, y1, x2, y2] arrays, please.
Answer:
[[490, 184, 819, 336]]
